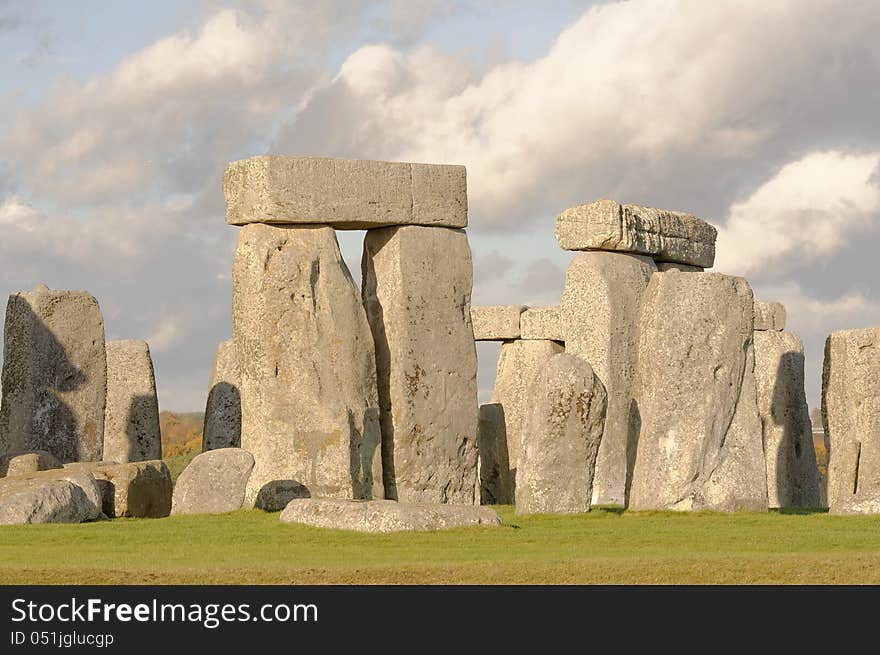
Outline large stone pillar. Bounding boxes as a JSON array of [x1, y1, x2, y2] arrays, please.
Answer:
[[362, 225, 478, 504], [233, 224, 382, 504], [202, 339, 241, 451], [0, 285, 106, 463], [823, 328, 880, 514], [560, 252, 656, 506], [103, 340, 161, 463]]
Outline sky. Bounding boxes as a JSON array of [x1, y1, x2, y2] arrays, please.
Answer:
[[0, 0, 878, 414]]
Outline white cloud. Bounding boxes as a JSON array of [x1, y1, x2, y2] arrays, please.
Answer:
[[147, 315, 187, 353], [716, 151, 880, 275]]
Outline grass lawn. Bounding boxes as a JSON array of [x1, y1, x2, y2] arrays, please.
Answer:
[[1, 506, 879, 584]]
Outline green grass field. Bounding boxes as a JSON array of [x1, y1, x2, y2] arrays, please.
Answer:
[[2, 507, 880, 584]]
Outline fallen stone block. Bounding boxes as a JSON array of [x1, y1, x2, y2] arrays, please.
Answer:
[[4, 468, 104, 519], [754, 301, 786, 331], [171, 448, 254, 515], [0, 478, 99, 525], [104, 340, 161, 463], [0, 285, 106, 463], [65, 460, 172, 518], [363, 225, 478, 504], [515, 353, 607, 515], [224, 156, 467, 229], [279, 498, 501, 532], [254, 479, 311, 512], [754, 331, 820, 508], [628, 271, 768, 512], [202, 339, 241, 451], [0, 450, 61, 477], [470, 305, 524, 341], [823, 328, 880, 514], [519, 307, 564, 341], [555, 199, 717, 267], [561, 251, 656, 506], [477, 404, 513, 504]]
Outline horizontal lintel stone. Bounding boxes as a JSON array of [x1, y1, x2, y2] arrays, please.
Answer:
[[519, 306, 564, 341], [471, 305, 525, 341]]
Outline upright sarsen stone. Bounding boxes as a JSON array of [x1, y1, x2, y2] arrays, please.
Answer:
[[823, 328, 880, 514], [104, 340, 161, 463], [754, 301, 786, 331], [628, 271, 768, 512], [0, 285, 106, 463], [561, 252, 656, 506], [477, 403, 512, 505], [234, 224, 382, 504], [754, 331, 820, 508], [203, 339, 242, 451], [362, 226, 479, 504], [515, 353, 607, 515]]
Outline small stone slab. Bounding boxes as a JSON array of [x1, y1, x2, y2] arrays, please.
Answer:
[[64, 461, 172, 518], [0, 478, 100, 525], [471, 305, 525, 341], [754, 301, 786, 331], [171, 448, 254, 515], [519, 307, 564, 341], [224, 156, 467, 229], [0, 450, 61, 477], [555, 199, 717, 267], [279, 498, 501, 532], [254, 480, 310, 512]]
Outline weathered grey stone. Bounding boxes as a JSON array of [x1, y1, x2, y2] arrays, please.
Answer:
[[555, 199, 717, 267], [492, 339, 564, 497], [477, 404, 513, 504], [823, 328, 880, 514], [65, 460, 172, 518], [0, 478, 99, 525], [202, 339, 241, 451], [254, 479, 311, 512], [0, 285, 106, 463], [5, 467, 104, 518], [519, 307, 564, 341], [754, 301, 786, 331], [515, 353, 607, 515], [754, 331, 820, 508], [628, 271, 768, 512], [0, 450, 61, 477], [561, 252, 656, 506], [656, 262, 704, 272], [470, 305, 524, 341], [103, 340, 161, 463], [171, 448, 254, 515], [362, 226, 478, 504], [279, 498, 501, 532], [224, 156, 467, 229], [234, 225, 382, 504]]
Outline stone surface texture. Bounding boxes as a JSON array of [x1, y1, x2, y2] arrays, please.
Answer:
[[561, 251, 656, 506], [476, 403, 513, 504], [470, 305, 524, 341], [234, 224, 382, 505], [171, 448, 255, 515], [202, 339, 242, 451], [515, 353, 607, 515], [65, 460, 172, 518], [0, 285, 106, 463], [104, 340, 161, 463], [0, 450, 61, 477], [254, 479, 311, 512], [754, 301, 786, 331], [0, 477, 100, 525], [519, 306, 564, 341], [224, 156, 467, 229], [362, 225, 478, 504], [656, 262, 704, 273], [555, 199, 717, 267]]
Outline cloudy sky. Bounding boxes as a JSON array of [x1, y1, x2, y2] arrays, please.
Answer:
[[1, 0, 878, 413]]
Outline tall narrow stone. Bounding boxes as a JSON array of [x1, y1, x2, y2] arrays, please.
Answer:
[[823, 328, 880, 514], [561, 252, 656, 506], [754, 331, 820, 508], [103, 340, 161, 463], [628, 271, 768, 512], [234, 224, 382, 504], [202, 339, 241, 451], [0, 285, 106, 463], [362, 225, 478, 504], [491, 339, 564, 498], [477, 403, 513, 505], [515, 353, 607, 515]]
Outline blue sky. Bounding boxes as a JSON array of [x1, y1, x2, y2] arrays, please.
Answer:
[[1, 0, 879, 413]]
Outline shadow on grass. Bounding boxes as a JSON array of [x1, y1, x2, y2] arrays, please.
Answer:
[[772, 507, 829, 516]]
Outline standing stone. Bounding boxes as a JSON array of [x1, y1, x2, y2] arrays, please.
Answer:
[[628, 271, 768, 512], [477, 403, 513, 504], [823, 328, 880, 514], [362, 225, 478, 504], [754, 301, 786, 331], [470, 305, 524, 341], [234, 224, 382, 504], [515, 353, 607, 515], [202, 339, 242, 451], [103, 340, 161, 463], [519, 307, 564, 342], [561, 252, 656, 506], [0, 285, 106, 463], [491, 339, 564, 498], [754, 331, 820, 508]]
